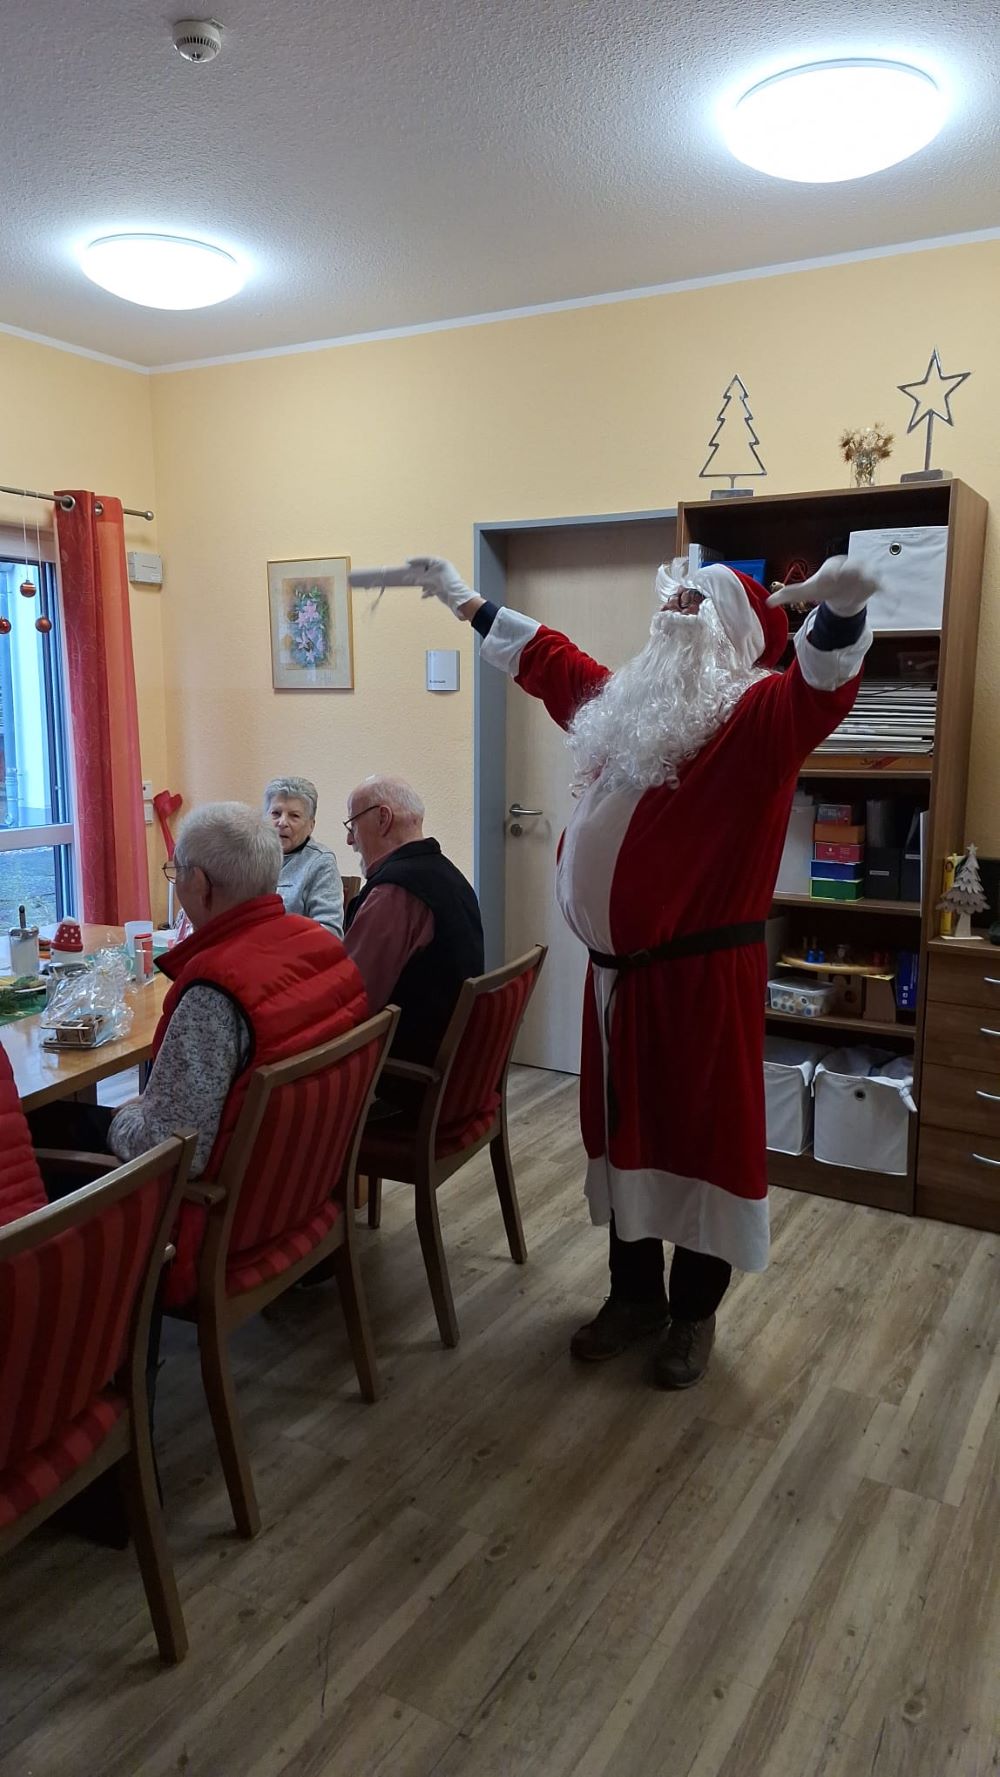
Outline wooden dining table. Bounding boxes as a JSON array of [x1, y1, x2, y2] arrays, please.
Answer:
[[0, 924, 169, 1113]]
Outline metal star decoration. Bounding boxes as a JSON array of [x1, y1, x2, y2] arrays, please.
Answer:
[[897, 347, 971, 473]]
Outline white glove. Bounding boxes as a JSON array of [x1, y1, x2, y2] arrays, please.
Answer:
[[404, 556, 478, 614], [348, 556, 478, 617], [767, 554, 877, 618]]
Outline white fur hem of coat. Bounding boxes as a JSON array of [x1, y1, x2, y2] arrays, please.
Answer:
[[584, 1157, 770, 1273]]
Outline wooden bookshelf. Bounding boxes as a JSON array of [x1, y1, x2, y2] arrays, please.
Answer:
[[676, 479, 988, 1217], [772, 893, 922, 916], [765, 1008, 914, 1039]]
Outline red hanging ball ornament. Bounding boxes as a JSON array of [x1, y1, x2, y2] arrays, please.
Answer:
[[35, 615, 52, 634], [19, 577, 37, 599], [0, 617, 11, 635]]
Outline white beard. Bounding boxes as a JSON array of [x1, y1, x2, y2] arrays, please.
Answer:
[[567, 602, 765, 794]]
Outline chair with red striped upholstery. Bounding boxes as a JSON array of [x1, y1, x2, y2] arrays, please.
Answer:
[[0, 1135, 195, 1665], [165, 1007, 396, 1539], [359, 947, 546, 1348]]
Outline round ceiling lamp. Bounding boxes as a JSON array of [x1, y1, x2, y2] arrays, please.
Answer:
[[722, 58, 946, 183], [81, 233, 245, 309]]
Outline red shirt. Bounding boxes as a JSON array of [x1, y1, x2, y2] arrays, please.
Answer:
[[342, 884, 434, 1010]]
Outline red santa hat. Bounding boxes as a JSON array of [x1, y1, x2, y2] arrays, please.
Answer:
[[695, 564, 788, 670]]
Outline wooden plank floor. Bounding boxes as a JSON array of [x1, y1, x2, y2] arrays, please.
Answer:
[[2, 1066, 998, 1776]]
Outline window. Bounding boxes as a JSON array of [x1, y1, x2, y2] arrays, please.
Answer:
[[0, 551, 74, 931]]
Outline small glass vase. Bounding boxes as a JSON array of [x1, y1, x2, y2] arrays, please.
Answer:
[[850, 452, 878, 487]]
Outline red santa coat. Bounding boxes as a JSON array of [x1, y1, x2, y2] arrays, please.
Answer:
[[481, 601, 869, 1272]]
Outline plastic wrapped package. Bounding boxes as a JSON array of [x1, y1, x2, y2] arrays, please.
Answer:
[[41, 950, 134, 1049]]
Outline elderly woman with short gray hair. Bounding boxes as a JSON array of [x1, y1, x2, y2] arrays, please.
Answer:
[[264, 775, 344, 937]]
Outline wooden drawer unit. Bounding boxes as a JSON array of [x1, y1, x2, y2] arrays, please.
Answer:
[[922, 998, 1000, 1073], [917, 1125, 1000, 1230], [927, 949, 1000, 1011], [919, 943, 1000, 1230], [921, 1063, 1000, 1138]]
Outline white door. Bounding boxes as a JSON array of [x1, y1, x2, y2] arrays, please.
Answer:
[[503, 520, 675, 1072]]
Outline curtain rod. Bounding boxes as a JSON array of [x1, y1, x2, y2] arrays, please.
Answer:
[[0, 483, 154, 522]]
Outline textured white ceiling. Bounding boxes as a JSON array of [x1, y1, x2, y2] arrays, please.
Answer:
[[1, 0, 998, 368]]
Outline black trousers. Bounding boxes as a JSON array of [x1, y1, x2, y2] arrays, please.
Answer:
[[609, 1217, 732, 1321]]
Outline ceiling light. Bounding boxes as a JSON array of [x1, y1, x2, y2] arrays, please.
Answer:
[[722, 59, 946, 183], [81, 233, 244, 309]]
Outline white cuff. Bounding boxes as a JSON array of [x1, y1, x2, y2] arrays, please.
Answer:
[[795, 607, 872, 691], [479, 606, 541, 677]]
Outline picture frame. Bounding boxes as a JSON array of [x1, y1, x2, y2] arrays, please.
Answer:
[[267, 555, 354, 691]]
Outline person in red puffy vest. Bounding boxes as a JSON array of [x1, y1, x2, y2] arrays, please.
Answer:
[[0, 1044, 47, 1226], [34, 802, 368, 1302]]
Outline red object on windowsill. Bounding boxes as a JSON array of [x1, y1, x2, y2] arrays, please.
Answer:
[[51, 920, 83, 955]]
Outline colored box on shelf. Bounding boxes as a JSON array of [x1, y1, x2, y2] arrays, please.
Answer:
[[810, 878, 864, 901], [810, 861, 864, 883], [815, 842, 865, 864], [814, 823, 866, 845], [896, 951, 919, 1010], [817, 802, 862, 825], [723, 558, 767, 583], [864, 846, 902, 899]]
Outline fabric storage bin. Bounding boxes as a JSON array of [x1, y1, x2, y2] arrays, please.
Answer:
[[847, 525, 947, 630], [764, 1037, 829, 1154], [813, 1047, 916, 1175]]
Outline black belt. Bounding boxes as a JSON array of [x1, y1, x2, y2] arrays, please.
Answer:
[[588, 920, 766, 1137], [588, 921, 766, 973]]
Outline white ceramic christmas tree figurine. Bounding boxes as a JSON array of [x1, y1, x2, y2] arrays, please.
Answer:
[[938, 842, 989, 940]]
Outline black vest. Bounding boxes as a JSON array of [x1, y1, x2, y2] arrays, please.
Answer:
[[345, 839, 484, 1063]]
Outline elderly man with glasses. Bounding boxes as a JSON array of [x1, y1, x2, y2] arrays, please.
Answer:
[[341, 775, 483, 1077]]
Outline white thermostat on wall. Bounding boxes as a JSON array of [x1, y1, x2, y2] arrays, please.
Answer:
[[426, 649, 460, 692], [127, 550, 163, 586]]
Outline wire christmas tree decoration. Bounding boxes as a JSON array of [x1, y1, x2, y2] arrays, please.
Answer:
[[937, 842, 988, 941], [897, 346, 971, 480], [699, 375, 767, 495]]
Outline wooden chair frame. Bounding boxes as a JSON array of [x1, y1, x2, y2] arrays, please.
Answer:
[[362, 946, 546, 1348], [0, 1135, 196, 1665], [168, 1008, 397, 1539]]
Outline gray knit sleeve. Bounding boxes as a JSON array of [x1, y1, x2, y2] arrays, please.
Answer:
[[109, 985, 250, 1176]]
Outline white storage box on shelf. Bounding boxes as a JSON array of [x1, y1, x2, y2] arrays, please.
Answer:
[[763, 1037, 831, 1156], [775, 793, 815, 895], [847, 525, 947, 631], [813, 1047, 916, 1176], [768, 975, 837, 1018]]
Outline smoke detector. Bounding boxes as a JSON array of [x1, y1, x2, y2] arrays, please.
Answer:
[[172, 18, 224, 63]]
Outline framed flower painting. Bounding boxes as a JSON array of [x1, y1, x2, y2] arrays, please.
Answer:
[[267, 556, 354, 690]]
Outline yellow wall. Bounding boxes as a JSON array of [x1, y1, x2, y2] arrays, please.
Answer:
[[0, 330, 169, 913], [6, 236, 1000, 908], [151, 237, 1000, 873]]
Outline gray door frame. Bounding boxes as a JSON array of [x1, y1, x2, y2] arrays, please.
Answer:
[[472, 507, 677, 967]]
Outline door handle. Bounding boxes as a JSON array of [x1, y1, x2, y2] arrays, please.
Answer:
[[975, 1089, 1000, 1103], [972, 1152, 1000, 1168], [980, 1027, 1000, 1038], [509, 804, 543, 818]]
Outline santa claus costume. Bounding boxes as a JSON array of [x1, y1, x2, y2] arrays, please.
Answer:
[[350, 552, 875, 1385]]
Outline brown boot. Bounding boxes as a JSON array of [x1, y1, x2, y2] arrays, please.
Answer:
[[652, 1315, 716, 1389], [570, 1296, 669, 1363]]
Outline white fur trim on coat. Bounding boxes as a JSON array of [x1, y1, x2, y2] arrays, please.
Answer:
[[795, 607, 872, 691], [479, 606, 541, 676]]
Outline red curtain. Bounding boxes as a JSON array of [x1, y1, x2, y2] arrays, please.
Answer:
[[54, 493, 150, 923]]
